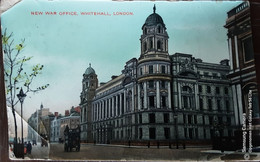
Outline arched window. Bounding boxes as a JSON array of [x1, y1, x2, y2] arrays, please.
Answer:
[[157, 40, 161, 50], [181, 86, 194, 109], [150, 39, 153, 49], [157, 26, 161, 33], [144, 28, 147, 34], [144, 42, 147, 51]]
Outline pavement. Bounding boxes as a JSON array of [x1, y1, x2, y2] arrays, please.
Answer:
[[12, 142, 260, 161], [24, 142, 49, 160]]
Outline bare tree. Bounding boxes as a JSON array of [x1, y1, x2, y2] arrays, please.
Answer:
[[2, 29, 49, 151]]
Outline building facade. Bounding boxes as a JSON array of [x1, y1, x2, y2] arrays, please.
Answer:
[[225, 2, 260, 145], [59, 113, 80, 141], [50, 116, 61, 142], [27, 104, 54, 141], [80, 64, 98, 142], [80, 6, 236, 144]]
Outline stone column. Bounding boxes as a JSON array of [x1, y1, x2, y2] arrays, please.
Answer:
[[156, 81, 160, 108], [138, 84, 141, 110], [102, 100, 104, 120], [132, 87, 134, 112], [112, 96, 114, 117], [124, 90, 127, 113], [144, 82, 147, 109], [194, 84, 199, 110], [108, 98, 110, 118], [168, 82, 172, 109], [120, 93, 122, 116], [116, 95, 118, 116]]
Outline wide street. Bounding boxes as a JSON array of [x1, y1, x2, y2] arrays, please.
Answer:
[[48, 143, 260, 161]]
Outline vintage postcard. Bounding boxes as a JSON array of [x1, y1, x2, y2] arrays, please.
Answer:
[[1, 0, 260, 161]]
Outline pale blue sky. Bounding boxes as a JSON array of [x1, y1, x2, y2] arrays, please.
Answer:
[[2, 0, 242, 120]]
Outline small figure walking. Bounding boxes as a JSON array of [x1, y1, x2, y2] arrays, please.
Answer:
[[27, 141, 32, 154]]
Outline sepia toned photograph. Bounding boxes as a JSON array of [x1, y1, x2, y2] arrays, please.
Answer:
[[1, 0, 260, 161]]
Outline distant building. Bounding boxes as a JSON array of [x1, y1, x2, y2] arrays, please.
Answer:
[[50, 115, 61, 142], [80, 6, 236, 144], [59, 113, 80, 141], [27, 103, 54, 141]]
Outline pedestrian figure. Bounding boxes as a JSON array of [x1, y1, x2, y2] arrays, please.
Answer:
[[27, 141, 32, 154], [157, 141, 160, 149]]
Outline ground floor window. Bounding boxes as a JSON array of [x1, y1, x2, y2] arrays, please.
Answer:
[[139, 128, 143, 139], [164, 128, 170, 139], [149, 128, 156, 139]]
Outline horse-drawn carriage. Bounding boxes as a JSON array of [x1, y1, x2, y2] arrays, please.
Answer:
[[64, 125, 80, 152]]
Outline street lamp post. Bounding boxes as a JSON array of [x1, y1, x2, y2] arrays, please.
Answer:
[[17, 88, 26, 159]]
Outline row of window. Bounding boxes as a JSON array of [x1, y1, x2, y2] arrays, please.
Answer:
[[140, 80, 168, 89], [198, 85, 229, 95], [143, 39, 164, 52], [140, 95, 168, 109], [139, 65, 168, 76], [143, 26, 163, 35]]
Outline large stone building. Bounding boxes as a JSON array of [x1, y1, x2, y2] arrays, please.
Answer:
[[80, 6, 235, 144], [224, 1, 260, 145]]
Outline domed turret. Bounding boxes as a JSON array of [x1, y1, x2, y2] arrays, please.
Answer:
[[85, 63, 95, 75], [139, 5, 169, 62], [142, 5, 165, 29]]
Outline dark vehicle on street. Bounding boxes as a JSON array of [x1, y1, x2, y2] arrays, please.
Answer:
[[64, 125, 80, 152]]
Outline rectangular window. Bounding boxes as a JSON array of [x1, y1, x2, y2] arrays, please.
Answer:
[[149, 113, 155, 123], [140, 68, 143, 75], [208, 99, 212, 111], [217, 100, 221, 111], [188, 115, 192, 124], [194, 115, 197, 124], [149, 81, 154, 88], [149, 96, 155, 107], [139, 114, 142, 124], [207, 86, 211, 93], [162, 96, 167, 107], [243, 36, 254, 62], [183, 96, 188, 108], [164, 113, 169, 123], [204, 72, 209, 77], [216, 87, 220, 94], [149, 65, 153, 74], [199, 85, 202, 93], [226, 100, 230, 112], [139, 128, 143, 139], [149, 128, 156, 139], [225, 87, 228, 95], [209, 116, 213, 125], [161, 81, 166, 89], [141, 97, 144, 109], [199, 98, 203, 110], [161, 65, 166, 74], [164, 128, 170, 139]]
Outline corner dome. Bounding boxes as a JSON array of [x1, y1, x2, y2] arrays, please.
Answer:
[[85, 63, 95, 75], [142, 5, 165, 29]]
